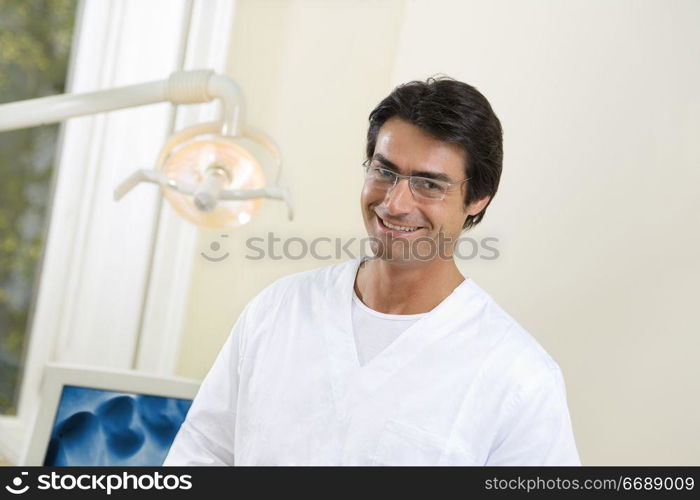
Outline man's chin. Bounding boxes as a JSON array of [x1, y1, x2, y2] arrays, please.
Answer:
[[364, 233, 438, 264]]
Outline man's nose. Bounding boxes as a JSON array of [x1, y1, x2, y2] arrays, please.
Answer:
[[383, 178, 414, 214]]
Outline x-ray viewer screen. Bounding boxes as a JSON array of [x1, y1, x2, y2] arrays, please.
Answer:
[[44, 385, 192, 466]]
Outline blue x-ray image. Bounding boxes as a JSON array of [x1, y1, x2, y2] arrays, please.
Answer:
[[44, 386, 192, 466]]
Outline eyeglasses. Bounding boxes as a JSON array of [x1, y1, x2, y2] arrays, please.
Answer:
[[362, 160, 469, 201]]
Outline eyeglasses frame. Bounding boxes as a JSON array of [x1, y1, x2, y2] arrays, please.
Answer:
[[361, 160, 470, 201]]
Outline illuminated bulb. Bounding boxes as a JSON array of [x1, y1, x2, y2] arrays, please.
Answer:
[[161, 135, 265, 229]]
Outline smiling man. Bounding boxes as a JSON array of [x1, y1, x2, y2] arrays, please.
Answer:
[[165, 77, 580, 466]]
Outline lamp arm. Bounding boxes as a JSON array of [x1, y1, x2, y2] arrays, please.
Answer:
[[0, 70, 243, 136], [115, 171, 294, 220], [113, 169, 197, 201], [220, 185, 294, 221]]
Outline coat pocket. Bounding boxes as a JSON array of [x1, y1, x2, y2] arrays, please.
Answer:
[[370, 419, 476, 466], [371, 420, 447, 466]]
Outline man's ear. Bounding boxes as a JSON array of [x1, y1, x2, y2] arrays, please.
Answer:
[[465, 195, 491, 217]]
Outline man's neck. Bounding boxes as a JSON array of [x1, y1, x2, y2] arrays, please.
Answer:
[[354, 257, 465, 315]]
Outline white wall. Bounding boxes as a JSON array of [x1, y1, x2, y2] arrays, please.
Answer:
[[176, 0, 700, 465]]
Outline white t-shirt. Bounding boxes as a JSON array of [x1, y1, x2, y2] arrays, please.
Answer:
[[351, 290, 425, 366]]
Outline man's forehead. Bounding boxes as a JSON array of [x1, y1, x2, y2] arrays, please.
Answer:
[[374, 118, 466, 176]]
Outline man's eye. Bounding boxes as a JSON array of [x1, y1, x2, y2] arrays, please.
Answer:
[[414, 178, 441, 191], [376, 168, 396, 179]]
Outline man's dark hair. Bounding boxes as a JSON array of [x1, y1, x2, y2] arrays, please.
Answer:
[[366, 76, 503, 230]]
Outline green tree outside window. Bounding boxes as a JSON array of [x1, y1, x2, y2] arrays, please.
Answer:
[[0, 0, 78, 415]]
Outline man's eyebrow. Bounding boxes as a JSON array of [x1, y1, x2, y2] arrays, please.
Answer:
[[373, 153, 453, 183]]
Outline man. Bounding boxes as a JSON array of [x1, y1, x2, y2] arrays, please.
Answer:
[[164, 77, 580, 466]]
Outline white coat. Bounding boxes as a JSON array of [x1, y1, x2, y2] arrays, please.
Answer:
[[164, 258, 580, 465]]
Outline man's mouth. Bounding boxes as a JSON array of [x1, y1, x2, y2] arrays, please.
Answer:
[[376, 214, 424, 234]]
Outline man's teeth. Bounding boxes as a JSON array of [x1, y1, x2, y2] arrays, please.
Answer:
[[383, 219, 419, 232]]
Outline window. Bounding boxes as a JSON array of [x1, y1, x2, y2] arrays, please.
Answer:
[[0, 0, 79, 415], [0, 0, 236, 464]]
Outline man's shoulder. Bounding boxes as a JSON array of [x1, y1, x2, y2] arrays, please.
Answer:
[[462, 278, 562, 381]]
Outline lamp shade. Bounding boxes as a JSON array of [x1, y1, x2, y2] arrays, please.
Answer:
[[161, 134, 266, 229]]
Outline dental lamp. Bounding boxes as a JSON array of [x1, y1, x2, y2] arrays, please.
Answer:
[[0, 70, 293, 229]]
